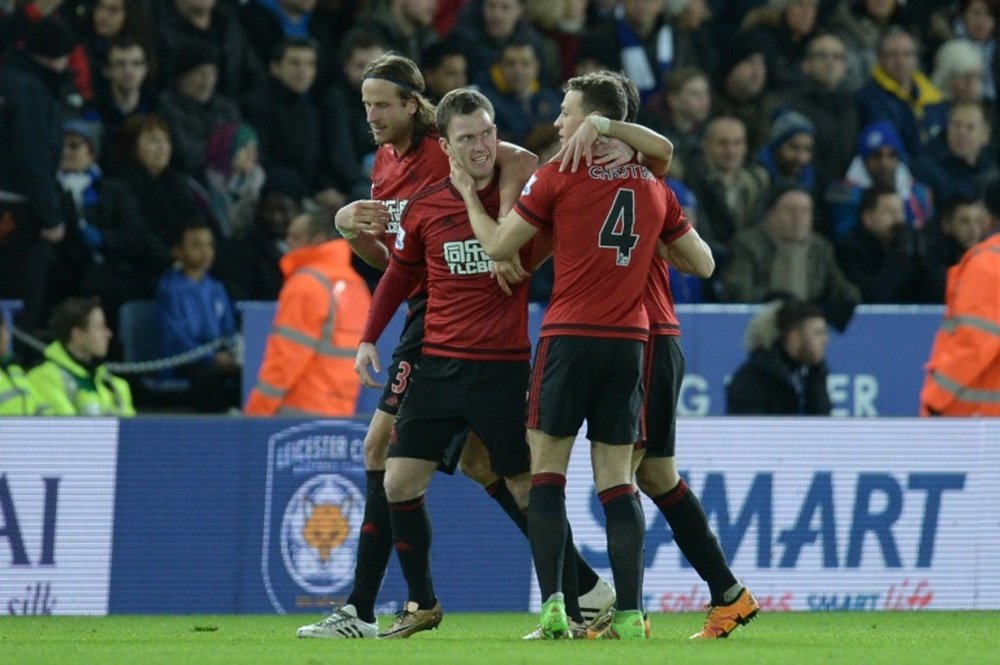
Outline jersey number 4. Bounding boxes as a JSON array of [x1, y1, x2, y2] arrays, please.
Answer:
[[599, 189, 638, 266]]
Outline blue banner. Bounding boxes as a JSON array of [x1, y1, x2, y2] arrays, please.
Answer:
[[239, 303, 943, 417]]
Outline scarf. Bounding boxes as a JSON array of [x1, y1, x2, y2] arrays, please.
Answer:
[[616, 5, 673, 101], [870, 65, 943, 119]]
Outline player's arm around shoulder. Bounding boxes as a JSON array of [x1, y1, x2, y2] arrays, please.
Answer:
[[450, 156, 538, 261], [495, 141, 539, 216], [658, 227, 715, 278], [335, 200, 392, 270]]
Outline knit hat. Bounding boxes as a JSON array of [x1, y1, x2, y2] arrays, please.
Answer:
[[857, 120, 907, 162], [207, 121, 258, 175], [172, 39, 219, 79], [24, 16, 76, 59], [63, 119, 102, 158], [768, 110, 815, 149]]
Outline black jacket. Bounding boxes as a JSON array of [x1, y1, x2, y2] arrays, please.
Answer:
[[727, 347, 831, 415], [243, 78, 331, 191], [0, 49, 69, 232]]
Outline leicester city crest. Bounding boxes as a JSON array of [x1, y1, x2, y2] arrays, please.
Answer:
[[262, 420, 368, 613]]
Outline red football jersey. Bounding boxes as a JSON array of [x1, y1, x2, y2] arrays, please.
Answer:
[[516, 161, 691, 341], [392, 177, 533, 361], [370, 132, 450, 298], [644, 187, 689, 337]]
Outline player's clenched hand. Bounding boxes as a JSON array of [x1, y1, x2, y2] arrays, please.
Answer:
[[335, 200, 391, 238], [449, 156, 475, 196], [355, 342, 382, 388], [555, 115, 600, 172], [592, 138, 634, 168], [491, 255, 529, 295]]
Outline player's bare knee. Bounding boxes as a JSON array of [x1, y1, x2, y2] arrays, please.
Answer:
[[363, 410, 395, 470], [590, 441, 634, 492], [457, 440, 498, 487], [635, 456, 680, 497], [504, 472, 531, 510]]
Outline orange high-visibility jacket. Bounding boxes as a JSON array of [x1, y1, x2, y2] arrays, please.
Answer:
[[920, 233, 1000, 416], [244, 239, 371, 417]]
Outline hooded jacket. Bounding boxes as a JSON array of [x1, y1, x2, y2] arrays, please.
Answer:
[[245, 239, 370, 416]]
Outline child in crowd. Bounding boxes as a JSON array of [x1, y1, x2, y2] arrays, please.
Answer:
[[156, 220, 240, 412]]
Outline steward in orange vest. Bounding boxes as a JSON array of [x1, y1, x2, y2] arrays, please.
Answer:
[[920, 233, 1000, 416], [244, 210, 371, 417]]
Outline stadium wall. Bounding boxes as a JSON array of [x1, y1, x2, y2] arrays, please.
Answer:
[[1, 417, 997, 616], [240, 304, 943, 417]]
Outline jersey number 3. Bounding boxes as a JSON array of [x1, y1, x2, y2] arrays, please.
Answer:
[[599, 189, 638, 266]]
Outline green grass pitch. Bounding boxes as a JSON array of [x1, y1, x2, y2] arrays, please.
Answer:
[[2, 612, 998, 665]]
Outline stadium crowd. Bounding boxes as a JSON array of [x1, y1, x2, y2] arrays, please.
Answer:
[[1, 0, 999, 413]]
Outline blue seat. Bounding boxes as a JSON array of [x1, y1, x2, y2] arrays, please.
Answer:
[[116, 300, 190, 393]]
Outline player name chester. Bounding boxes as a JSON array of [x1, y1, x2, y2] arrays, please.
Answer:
[[588, 163, 656, 181]]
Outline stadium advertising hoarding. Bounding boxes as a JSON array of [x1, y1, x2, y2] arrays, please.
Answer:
[[0, 419, 118, 615], [549, 419, 1000, 613], [4, 418, 998, 615], [239, 304, 942, 417]]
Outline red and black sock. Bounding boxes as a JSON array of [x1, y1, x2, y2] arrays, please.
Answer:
[[527, 473, 567, 601], [346, 470, 391, 622], [388, 495, 436, 610], [486, 479, 587, 622], [653, 479, 738, 606], [600, 484, 645, 612]]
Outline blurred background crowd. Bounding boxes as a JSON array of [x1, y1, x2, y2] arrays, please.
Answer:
[[0, 0, 998, 412]]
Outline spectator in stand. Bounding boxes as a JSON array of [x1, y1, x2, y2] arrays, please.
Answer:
[[323, 30, 387, 204], [913, 100, 997, 208], [712, 29, 779, 154], [645, 66, 711, 180], [0, 17, 74, 332], [0, 315, 49, 415], [213, 169, 305, 301], [929, 0, 997, 102], [755, 109, 819, 197], [49, 119, 153, 322], [663, 0, 719, 82], [157, 40, 242, 178], [83, 38, 157, 172], [157, 0, 266, 102], [116, 114, 209, 286], [79, 0, 155, 97], [480, 39, 562, 154], [455, 0, 557, 87], [925, 196, 989, 302], [244, 208, 370, 417], [726, 299, 832, 415], [420, 37, 468, 104], [829, 0, 911, 91], [836, 185, 936, 304], [856, 27, 948, 158], [204, 121, 266, 239], [720, 185, 860, 330], [785, 32, 859, 185], [239, 0, 337, 93], [525, 0, 589, 83], [156, 220, 240, 413], [244, 37, 346, 212], [826, 120, 934, 240], [353, 0, 439, 67], [744, 0, 820, 91], [932, 39, 987, 106], [686, 116, 769, 265], [920, 202, 1000, 416], [27, 296, 135, 416], [577, 0, 681, 102]]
